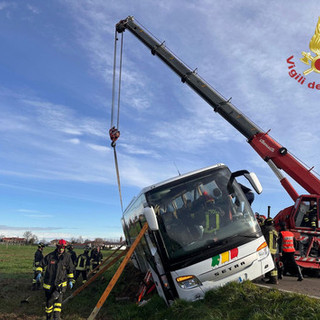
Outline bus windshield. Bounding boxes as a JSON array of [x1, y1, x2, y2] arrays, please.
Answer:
[[146, 167, 260, 262]]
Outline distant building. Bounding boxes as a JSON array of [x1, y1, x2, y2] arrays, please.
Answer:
[[1, 237, 25, 244], [50, 239, 59, 246], [103, 240, 126, 250], [46, 238, 125, 250]]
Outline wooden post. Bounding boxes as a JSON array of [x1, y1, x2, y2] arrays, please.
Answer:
[[87, 222, 148, 320]]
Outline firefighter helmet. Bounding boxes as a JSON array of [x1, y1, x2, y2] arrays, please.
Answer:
[[38, 242, 45, 248], [58, 239, 67, 247], [57, 239, 67, 254], [265, 218, 274, 226]]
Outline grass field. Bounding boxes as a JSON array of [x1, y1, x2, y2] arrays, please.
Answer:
[[1, 244, 320, 320]]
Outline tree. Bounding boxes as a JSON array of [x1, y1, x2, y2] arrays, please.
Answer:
[[94, 238, 104, 245], [23, 231, 33, 243], [30, 235, 38, 245], [76, 236, 84, 244]]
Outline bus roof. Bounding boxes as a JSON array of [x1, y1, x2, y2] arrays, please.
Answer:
[[122, 163, 226, 216], [142, 163, 226, 195]]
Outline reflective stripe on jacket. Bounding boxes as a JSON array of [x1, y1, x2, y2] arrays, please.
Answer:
[[33, 249, 43, 270], [39, 249, 74, 289], [76, 253, 90, 271], [280, 231, 295, 252], [262, 225, 278, 255]]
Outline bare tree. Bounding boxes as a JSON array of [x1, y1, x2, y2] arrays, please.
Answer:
[[76, 236, 84, 244], [23, 231, 33, 243], [30, 235, 38, 245], [94, 238, 104, 245]]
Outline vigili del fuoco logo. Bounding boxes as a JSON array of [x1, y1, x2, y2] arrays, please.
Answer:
[[287, 17, 320, 90]]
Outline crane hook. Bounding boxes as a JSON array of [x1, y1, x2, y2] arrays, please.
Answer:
[[109, 126, 120, 147]]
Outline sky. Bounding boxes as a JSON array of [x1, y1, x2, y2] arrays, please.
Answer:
[[1, 1, 320, 242]]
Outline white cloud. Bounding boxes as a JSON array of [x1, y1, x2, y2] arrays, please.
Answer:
[[0, 2, 11, 10], [27, 4, 40, 14], [0, 225, 123, 241], [68, 138, 80, 144], [87, 143, 108, 152], [18, 209, 40, 213], [24, 214, 54, 218], [62, 128, 83, 135], [120, 143, 154, 156], [0, 225, 62, 231]]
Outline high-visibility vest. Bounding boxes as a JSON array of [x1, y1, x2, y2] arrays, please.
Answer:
[[76, 254, 88, 271], [280, 231, 295, 253], [267, 229, 278, 255], [204, 209, 220, 233]]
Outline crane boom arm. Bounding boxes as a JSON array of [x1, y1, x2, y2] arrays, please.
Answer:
[[116, 16, 320, 199], [116, 17, 262, 139]]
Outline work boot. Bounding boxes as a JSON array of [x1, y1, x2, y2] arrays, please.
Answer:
[[266, 277, 278, 285], [297, 266, 304, 281]]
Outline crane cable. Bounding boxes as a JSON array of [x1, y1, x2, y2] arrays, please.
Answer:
[[109, 29, 124, 212]]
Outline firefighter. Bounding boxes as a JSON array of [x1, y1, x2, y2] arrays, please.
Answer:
[[36, 239, 75, 320], [90, 246, 103, 273], [278, 222, 303, 281], [302, 200, 317, 230], [32, 242, 45, 290], [261, 218, 278, 284], [255, 213, 265, 227], [200, 190, 226, 235], [75, 246, 91, 284], [67, 244, 77, 266]]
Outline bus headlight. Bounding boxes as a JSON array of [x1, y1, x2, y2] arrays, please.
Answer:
[[176, 275, 202, 289], [256, 241, 269, 261]]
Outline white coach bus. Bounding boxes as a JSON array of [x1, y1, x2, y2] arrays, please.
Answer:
[[121, 164, 274, 304]]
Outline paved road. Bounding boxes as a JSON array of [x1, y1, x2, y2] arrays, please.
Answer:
[[254, 275, 320, 299]]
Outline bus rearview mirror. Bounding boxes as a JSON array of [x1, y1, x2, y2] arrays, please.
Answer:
[[144, 206, 159, 231], [244, 172, 263, 194], [228, 170, 263, 195]]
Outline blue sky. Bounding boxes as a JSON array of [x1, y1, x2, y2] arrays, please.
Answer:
[[1, 1, 320, 241]]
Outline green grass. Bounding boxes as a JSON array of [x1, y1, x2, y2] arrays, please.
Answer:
[[1, 244, 320, 320]]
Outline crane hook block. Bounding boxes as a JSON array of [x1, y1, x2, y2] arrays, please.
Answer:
[[109, 126, 120, 147]]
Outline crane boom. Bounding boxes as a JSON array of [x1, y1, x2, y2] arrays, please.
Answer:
[[116, 17, 262, 139], [116, 16, 320, 200]]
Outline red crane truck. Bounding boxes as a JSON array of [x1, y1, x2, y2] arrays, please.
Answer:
[[116, 16, 320, 273]]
